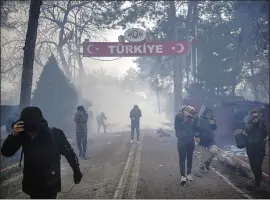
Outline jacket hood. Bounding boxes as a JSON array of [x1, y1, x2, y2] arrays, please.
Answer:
[[18, 106, 49, 135], [202, 107, 213, 117]]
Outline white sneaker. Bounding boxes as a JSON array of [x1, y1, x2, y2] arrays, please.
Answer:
[[181, 176, 187, 184], [186, 174, 193, 181], [137, 141, 140, 144], [130, 140, 133, 144]]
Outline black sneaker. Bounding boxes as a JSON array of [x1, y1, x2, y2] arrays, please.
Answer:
[[199, 166, 208, 174], [205, 161, 211, 171]]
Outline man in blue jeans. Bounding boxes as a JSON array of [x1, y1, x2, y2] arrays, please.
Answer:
[[74, 105, 88, 159]]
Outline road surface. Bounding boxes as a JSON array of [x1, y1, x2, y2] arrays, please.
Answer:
[[0, 130, 269, 199]]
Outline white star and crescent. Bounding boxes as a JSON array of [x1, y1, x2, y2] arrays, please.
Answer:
[[87, 45, 99, 54], [172, 43, 184, 53]]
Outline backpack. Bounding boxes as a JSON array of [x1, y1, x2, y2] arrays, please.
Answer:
[[235, 128, 248, 149], [19, 127, 59, 167]]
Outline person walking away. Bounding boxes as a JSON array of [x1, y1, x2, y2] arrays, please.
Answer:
[[195, 107, 217, 177], [175, 105, 199, 185], [1, 106, 82, 199], [244, 109, 269, 190], [96, 112, 107, 133], [74, 105, 89, 159], [130, 105, 142, 144]]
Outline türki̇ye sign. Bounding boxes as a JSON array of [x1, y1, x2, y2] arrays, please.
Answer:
[[82, 41, 189, 57]]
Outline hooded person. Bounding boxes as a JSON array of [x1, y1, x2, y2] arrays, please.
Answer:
[[129, 105, 142, 144], [1, 106, 82, 199], [175, 105, 199, 185], [195, 107, 217, 177], [244, 109, 269, 190], [74, 105, 89, 159]]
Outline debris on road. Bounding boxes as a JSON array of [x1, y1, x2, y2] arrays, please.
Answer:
[[156, 128, 173, 137]]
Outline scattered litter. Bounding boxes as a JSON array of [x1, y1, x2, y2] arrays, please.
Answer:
[[107, 142, 112, 144], [156, 128, 173, 137], [223, 145, 248, 158], [159, 165, 163, 167]]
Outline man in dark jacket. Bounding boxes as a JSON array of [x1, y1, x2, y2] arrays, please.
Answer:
[[175, 105, 199, 185], [130, 105, 142, 144], [74, 105, 89, 159], [1, 106, 82, 199], [244, 109, 269, 190], [195, 107, 217, 176], [96, 112, 107, 133]]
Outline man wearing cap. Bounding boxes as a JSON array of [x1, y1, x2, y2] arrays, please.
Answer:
[[175, 105, 199, 185]]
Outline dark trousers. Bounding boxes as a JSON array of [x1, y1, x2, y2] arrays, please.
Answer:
[[246, 144, 265, 186], [177, 141, 195, 177], [98, 123, 106, 133], [30, 193, 57, 199], [131, 125, 140, 141], [76, 131, 87, 156]]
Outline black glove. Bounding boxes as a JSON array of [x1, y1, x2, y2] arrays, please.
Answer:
[[73, 170, 82, 184]]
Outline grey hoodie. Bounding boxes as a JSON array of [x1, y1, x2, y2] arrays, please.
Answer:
[[74, 110, 88, 133]]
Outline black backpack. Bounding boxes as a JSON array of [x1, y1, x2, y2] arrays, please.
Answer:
[[235, 128, 248, 149]]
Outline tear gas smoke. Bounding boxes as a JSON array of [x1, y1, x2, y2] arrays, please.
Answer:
[[74, 71, 171, 136]]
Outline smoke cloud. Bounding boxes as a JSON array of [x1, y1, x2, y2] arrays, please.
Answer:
[[74, 70, 171, 136]]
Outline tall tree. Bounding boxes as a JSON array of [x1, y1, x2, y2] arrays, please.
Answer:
[[19, 0, 42, 110], [31, 55, 78, 129]]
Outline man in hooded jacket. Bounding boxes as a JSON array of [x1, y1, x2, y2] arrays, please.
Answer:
[[74, 105, 88, 159], [195, 107, 218, 176], [1, 107, 82, 199], [130, 105, 142, 144]]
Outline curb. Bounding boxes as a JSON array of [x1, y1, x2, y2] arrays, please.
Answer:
[[217, 147, 269, 181]]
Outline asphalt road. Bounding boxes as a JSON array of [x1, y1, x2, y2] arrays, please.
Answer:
[[0, 130, 269, 199]]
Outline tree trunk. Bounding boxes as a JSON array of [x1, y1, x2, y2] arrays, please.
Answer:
[[249, 64, 259, 100], [57, 46, 71, 78], [168, 1, 180, 115], [76, 38, 85, 78], [19, 0, 42, 110], [156, 89, 161, 114], [57, 0, 72, 78], [191, 1, 198, 83]]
